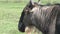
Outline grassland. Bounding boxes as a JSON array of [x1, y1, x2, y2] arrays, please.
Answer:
[[0, 0, 60, 34], [0, 2, 28, 34]]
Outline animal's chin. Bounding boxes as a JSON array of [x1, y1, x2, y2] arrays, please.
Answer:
[[18, 22, 25, 32]]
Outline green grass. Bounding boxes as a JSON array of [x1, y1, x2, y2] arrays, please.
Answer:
[[0, 2, 28, 34], [0, 0, 60, 34]]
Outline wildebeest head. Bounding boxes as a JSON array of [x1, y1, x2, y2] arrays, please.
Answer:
[[18, 0, 40, 32], [18, 0, 60, 33]]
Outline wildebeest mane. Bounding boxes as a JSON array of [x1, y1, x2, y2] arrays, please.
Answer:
[[30, 4, 60, 34]]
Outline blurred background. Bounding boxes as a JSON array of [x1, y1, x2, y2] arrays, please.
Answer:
[[0, 0, 60, 34]]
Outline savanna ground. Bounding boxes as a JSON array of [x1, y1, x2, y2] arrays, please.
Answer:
[[0, 0, 60, 34]]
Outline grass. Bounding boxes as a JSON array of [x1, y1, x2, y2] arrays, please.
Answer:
[[0, 2, 28, 34], [0, 0, 60, 34]]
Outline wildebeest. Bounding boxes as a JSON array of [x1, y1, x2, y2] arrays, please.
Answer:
[[30, 5, 60, 34], [18, 0, 60, 34], [18, 0, 51, 33], [18, 0, 41, 34]]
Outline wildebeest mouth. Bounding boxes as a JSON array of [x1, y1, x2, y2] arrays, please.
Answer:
[[18, 22, 25, 32]]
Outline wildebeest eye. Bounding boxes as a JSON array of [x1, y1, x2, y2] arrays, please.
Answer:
[[25, 9, 33, 15], [25, 9, 29, 12]]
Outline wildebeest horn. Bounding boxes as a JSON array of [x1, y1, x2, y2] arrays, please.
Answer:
[[30, 0, 34, 5], [38, 0, 41, 4], [38, 0, 40, 2]]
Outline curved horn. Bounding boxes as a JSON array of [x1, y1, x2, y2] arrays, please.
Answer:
[[30, 0, 34, 5], [38, 0, 40, 2], [38, 0, 41, 4]]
